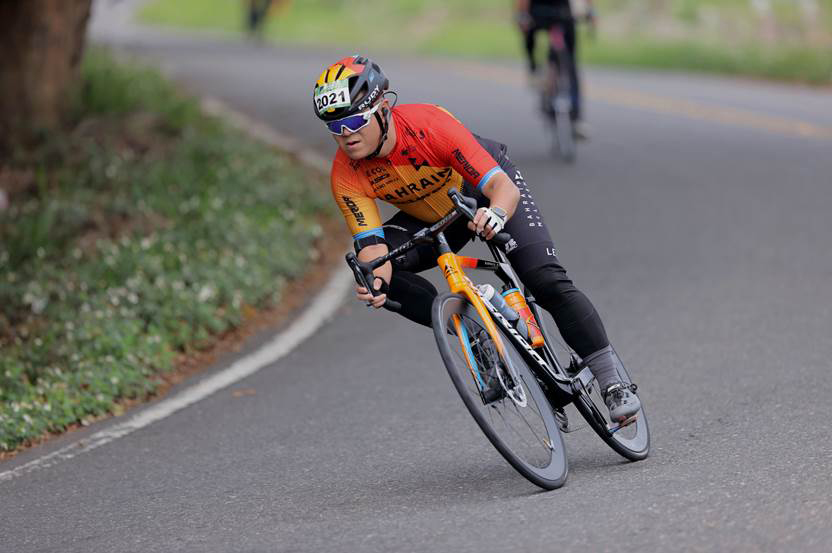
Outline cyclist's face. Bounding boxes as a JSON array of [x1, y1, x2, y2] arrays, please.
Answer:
[[332, 106, 384, 160]]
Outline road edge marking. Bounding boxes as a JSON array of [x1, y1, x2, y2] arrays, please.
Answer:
[[0, 96, 349, 484], [0, 263, 352, 483]]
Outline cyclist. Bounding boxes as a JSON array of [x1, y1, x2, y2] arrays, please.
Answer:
[[515, 0, 594, 138], [314, 55, 639, 421]]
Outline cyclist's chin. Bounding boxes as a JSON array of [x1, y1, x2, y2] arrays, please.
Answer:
[[340, 140, 371, 160]]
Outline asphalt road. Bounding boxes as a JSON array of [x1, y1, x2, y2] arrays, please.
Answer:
[[3, 2, 832, 552]]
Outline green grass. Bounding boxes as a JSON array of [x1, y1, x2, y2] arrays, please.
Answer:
[[0, 49, 334, 451], [582, 37, 832, 84], [138, 0, 832, 84]]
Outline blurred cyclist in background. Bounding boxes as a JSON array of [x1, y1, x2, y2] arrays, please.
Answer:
[[245, 0, 291, 39], [245, 0, 272, 37], [515, 0, 595, 138]]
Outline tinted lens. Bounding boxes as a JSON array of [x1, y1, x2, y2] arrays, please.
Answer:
[[326, 114, 370, 135]]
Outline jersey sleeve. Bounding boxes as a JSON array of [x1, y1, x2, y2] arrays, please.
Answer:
[[330, 155, 384, 243], [428, 106, 504, 190]]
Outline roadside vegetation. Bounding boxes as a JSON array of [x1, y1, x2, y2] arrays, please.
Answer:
[[139, 0, 832, 84], [0, 49, 333, 452]]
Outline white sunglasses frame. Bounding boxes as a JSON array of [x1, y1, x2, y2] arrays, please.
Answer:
[[326, 102, 383, 135]]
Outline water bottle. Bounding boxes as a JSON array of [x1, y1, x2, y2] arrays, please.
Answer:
[[502, 288, 545, 348], [477, 284, 529, 339]]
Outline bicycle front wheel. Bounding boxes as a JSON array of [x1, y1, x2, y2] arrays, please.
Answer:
[[432, 292, 568, 490]]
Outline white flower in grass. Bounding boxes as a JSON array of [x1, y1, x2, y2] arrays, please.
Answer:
[[198, 285, 215, 302], [43, 403, 52, 412]]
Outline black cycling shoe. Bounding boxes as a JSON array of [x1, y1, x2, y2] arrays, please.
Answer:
[[603, 383, 641, 422], [553, 407, 570, 432]]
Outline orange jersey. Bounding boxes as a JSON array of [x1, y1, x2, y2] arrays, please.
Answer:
[[331, 104, 504, 242]]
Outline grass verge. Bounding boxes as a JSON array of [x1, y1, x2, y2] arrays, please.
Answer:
[[0, 48, 335, 453], [138, 0, 832, 84]]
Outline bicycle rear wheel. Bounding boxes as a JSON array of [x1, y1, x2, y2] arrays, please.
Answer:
[[543, 65, 576, 163], [532, 303, 650, 461], [433, 292, 568, 490]]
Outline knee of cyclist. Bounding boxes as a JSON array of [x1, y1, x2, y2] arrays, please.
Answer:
[[389, 271, 438, 301], [521, 265, 575, 304]]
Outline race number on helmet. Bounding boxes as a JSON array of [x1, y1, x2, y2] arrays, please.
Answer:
[[312, 55, 389, 122]]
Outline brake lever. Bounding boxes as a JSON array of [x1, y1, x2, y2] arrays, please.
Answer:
[[344, 253, 402, 312], [447, 189, 512, 248]]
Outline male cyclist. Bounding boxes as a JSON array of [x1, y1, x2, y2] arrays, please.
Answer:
[[515, 0, 594, 137], [314, 55, 638, 421]]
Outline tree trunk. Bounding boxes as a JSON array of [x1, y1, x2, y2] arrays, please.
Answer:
[[0, 0, 92, 152]]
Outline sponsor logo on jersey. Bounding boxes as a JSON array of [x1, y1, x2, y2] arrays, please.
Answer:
[[380, 168, 453, 202], [341, 195, 367, 227], [365, 166, 390, 187], [400, 148, 429, 171], [451, 148, 480, 181]]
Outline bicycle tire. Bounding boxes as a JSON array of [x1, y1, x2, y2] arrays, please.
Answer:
[[554, 98, 576, 162], [432, 292, 568, 490], [532, 303, 650, 461]]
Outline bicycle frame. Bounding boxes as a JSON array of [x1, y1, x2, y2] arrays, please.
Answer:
[[347, 190, 594, 408], [437, 237, 591, 409]]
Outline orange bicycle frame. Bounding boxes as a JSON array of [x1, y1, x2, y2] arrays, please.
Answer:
[[439, 252, 508, 361]]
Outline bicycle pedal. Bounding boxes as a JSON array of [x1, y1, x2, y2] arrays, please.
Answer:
[[551, 408, 583, 433], [608, 414, 638, 434]]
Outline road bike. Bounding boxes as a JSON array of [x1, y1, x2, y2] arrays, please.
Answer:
[[533, 7, 588, 163], [346, 189, 649, 490]]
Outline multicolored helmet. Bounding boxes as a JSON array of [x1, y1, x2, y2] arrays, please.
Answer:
[[313, 55, 389, 122]]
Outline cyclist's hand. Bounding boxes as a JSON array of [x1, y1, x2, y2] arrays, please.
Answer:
[[468, 207, 506, 240], [355, 278, 387, 309], [515, 11, 532, 32]]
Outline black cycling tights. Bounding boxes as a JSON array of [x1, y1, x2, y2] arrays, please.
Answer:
[[377, 139, 609, 359]]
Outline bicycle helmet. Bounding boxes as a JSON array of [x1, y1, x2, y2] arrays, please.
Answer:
[[313, 55, 389, 122]]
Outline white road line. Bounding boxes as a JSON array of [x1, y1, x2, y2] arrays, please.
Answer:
[[0, 265, 352, 484]]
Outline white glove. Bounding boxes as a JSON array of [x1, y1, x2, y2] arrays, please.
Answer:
[[473, 207, 506, 238]]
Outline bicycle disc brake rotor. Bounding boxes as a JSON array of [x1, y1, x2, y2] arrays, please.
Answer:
[[489, 336, 528, 408]]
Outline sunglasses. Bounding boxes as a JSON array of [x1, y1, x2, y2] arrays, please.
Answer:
[[325, 103, 382, 135]]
